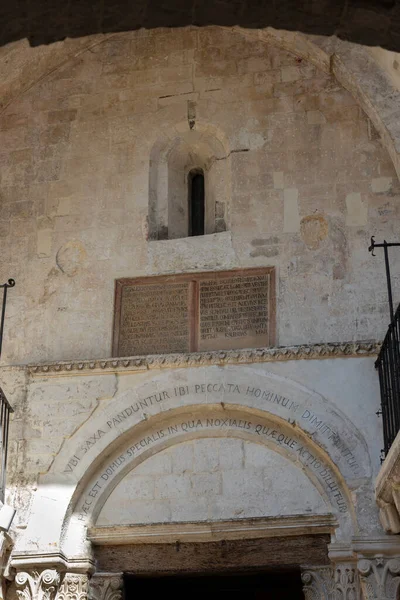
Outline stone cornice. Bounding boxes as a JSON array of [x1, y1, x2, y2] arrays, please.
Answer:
[[11, 551, 96, 574], [25, 341, 380, 377]]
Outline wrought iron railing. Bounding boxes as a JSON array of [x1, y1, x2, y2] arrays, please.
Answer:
[[376, 303, 400, 458], [0, 388, 12, 503]]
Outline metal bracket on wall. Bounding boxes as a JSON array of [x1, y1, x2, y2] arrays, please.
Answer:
[[368, 237, 400, 323]]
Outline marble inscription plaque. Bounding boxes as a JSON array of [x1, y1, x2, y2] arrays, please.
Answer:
[[113, 268, 275, 356], [117, 282, 190, 356], [199, 273, 270, 351]]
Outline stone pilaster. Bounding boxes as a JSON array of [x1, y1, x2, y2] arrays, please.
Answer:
[[15, 570, 61, 600], [88, 574, 123, 600], [358, 557, 400, 600]]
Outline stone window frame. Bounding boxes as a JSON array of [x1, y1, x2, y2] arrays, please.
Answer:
[[148, 129, 231, 241]]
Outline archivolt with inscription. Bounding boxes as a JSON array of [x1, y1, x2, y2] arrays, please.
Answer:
[[61, 404, 356, 555], [20, 367, 371, 555], [57, 367, 371, 485]]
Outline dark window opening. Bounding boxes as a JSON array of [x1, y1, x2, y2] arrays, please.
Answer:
[[189, 169, 205, 236]]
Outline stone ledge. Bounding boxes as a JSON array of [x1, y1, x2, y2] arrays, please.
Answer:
[[26, 341, 380, 377], [87, 514, 337, 545]]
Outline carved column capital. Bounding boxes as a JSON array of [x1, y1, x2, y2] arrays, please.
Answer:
[[334, 564, 361, 600], [302, 564, 361, 600], [15, 570, 61, 600], [88, 574, 122, 600], [358, 557, 400, 600], [301, 566, 336, 599], [56, 574, 89, 600]]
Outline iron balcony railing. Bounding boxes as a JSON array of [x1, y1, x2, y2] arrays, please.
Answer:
[[0, 388, 13, 504], [376, 303, 400, 458]]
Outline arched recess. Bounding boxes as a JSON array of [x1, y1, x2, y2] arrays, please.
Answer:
[[60, 403, 357, 558], [14, 366, 372, 558], [1, 28, 400, 180], [148, 125, 231, 240]]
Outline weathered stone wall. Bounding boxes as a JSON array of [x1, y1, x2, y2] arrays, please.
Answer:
[[0, 27, 399, 364]]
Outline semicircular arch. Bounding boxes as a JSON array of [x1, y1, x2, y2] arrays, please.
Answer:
[[19, 366, 372, 557], [60, 402, 358, 557]]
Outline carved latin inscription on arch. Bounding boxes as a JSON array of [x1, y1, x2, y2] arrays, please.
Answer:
[[70, 406, 354, 538], [58, 368, 371, 486]]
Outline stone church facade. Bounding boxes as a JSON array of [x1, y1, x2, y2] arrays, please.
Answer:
[[1, 22, 400, 600]]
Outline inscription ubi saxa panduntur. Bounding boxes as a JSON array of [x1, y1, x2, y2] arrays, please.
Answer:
[[198, 274, 270, 351], [118, 282, 190, 356]]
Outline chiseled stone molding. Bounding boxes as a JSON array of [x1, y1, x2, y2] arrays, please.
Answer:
[[87, 514, 337, 546], [358, 558, 400, 600], [15, 570, 61, 600], [26, 341, 380, 377], [88, 574, 122, 600]]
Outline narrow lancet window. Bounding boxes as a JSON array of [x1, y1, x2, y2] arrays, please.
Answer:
[[189, 169, 205, 236]]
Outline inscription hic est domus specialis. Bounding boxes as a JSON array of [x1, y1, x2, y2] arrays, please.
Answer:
[[113, 268, 275, 356]]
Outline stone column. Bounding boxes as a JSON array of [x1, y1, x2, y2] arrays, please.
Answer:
[[88, 574, 123, 600], [358, 557, 400, 600], [301, 564, 361, 599]]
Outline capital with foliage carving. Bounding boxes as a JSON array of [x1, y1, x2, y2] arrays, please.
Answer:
[[301, 567, 336, 599], [335, 564, 360, 600], [358, 557, 400, 600], [15, 570, 61, 600], [56, 574, 89, 600], [88, 574, 122, 600]]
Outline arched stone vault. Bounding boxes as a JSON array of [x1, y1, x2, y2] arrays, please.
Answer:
[[1, 27, 400, 179]]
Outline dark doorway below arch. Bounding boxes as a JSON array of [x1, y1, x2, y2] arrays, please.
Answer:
[[125, 570, 304, 600]]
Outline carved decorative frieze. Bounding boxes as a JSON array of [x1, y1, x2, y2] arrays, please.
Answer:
[[15, 570, 60, 600], [27, 341, 380, 377], [57, 574, 89, 600], [358, 558, 400, 600], [88, 574, 122, 600]]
